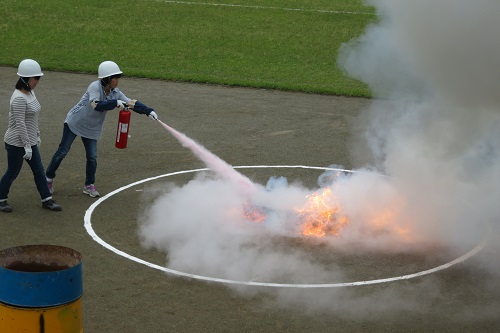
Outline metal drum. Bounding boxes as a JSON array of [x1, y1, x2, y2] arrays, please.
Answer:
[[0, 245, 83, 332]]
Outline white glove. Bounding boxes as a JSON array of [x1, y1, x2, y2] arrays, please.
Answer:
[[116, 100, 127, 110], [148, 111, 158, 121], [23, 146, 32, 160], [37, 136, 41, 147]]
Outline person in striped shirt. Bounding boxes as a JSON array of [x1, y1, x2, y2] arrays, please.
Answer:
[[0, 59, 62, 212]]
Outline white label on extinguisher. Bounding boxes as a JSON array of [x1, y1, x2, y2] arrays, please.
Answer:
[[120, 123, 128, 133]]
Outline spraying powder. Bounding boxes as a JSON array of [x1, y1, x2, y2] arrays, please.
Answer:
[[158, 120, 256, 193]]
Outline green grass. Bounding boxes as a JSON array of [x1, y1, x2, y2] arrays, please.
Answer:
[[0, 0, 375, 96]]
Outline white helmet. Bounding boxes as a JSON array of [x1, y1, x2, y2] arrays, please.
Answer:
[[17, 59, 44, 77], [98, 61, 122, 78]]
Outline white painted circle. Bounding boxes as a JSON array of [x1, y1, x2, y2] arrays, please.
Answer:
[[84, 165, 486, 288]]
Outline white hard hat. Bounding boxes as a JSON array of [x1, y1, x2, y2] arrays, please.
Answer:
[[17, 59, 44, 77], [98, 61, 122, 78]]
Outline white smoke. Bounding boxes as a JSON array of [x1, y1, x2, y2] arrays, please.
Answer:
[[338, 0, 500, 249], [138, 0, 500, 318], [139, 173, 346, 284]]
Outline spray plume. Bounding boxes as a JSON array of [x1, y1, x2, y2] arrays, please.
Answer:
[[158, 120, 255, 193]]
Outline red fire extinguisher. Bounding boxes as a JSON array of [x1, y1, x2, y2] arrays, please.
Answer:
[[115, 106, 131, 149]]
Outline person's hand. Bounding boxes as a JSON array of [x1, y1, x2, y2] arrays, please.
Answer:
[[37, 136, 41, 147], [23, 146, 32, 160], [148, 111, 158, 121], [116, 100, 127, 110]]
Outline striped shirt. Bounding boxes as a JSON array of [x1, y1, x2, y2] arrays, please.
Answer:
[[4, 90, 41, 148]]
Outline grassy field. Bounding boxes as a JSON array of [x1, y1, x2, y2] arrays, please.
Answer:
[[0, 0, 375, 96]]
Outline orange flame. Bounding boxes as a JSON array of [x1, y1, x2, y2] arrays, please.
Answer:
[[296, 188, 350, 237], [243, 201, 267, 223], [239, 186, 412, 241]]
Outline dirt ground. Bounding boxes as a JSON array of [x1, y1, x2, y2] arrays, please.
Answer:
[[0, 66, 499, 332]]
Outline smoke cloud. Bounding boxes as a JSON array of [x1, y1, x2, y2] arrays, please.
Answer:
[[338, 0, 500, 247], [138, 0, 500, 318]]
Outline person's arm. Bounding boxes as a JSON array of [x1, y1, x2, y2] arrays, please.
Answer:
[[126, 99, 152, 114], [90, 99, 120, 112], [88, 83, 122, 111], [126, 99, 158, 120], [11, 96, 33, 160], [11, 96, 30, 147]]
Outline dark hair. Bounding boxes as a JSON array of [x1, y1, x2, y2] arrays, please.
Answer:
[[15, 77, 31, 91], [100, 74, 122, 87], [100, 77, 108, 86]]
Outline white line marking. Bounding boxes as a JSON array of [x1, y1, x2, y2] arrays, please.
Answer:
[[84, 165, 485, 288], [152, 0, 374, 15]]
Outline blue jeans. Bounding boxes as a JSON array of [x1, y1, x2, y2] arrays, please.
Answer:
[[46, 123, 98, 186], [0, 143, 51, 201]]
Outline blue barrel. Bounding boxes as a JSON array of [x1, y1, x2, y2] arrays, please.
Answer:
[[0, 245, 83, 332]]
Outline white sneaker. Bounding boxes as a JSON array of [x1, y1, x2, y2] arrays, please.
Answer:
[[83, 184, 100, 197]]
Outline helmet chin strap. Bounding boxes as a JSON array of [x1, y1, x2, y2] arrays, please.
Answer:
[[100, 78, 115, 92], [101, 80, 113, 94], [20, 77, 32, 92]]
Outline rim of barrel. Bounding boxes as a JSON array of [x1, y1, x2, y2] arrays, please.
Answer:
[[0, 244, 82, 271]]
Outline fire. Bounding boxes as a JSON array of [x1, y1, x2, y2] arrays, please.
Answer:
[[243, 201, 267, 223], [296, 187, 350, 237], [239, 185, 411, 241]]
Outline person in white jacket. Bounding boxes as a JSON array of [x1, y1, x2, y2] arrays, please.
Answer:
[[0, 59, 62, 212], [45, 61, 158, 197]]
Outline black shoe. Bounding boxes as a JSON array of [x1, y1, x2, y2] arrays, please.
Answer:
[[0, 201, 12, 213], [42, 199, 62, 211]]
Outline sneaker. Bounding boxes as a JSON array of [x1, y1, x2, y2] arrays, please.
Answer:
[[83, 184, 100, 197], [0, 201, 13, 213], [47, 181, 54, 195], [42, 199, 62, 211]]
